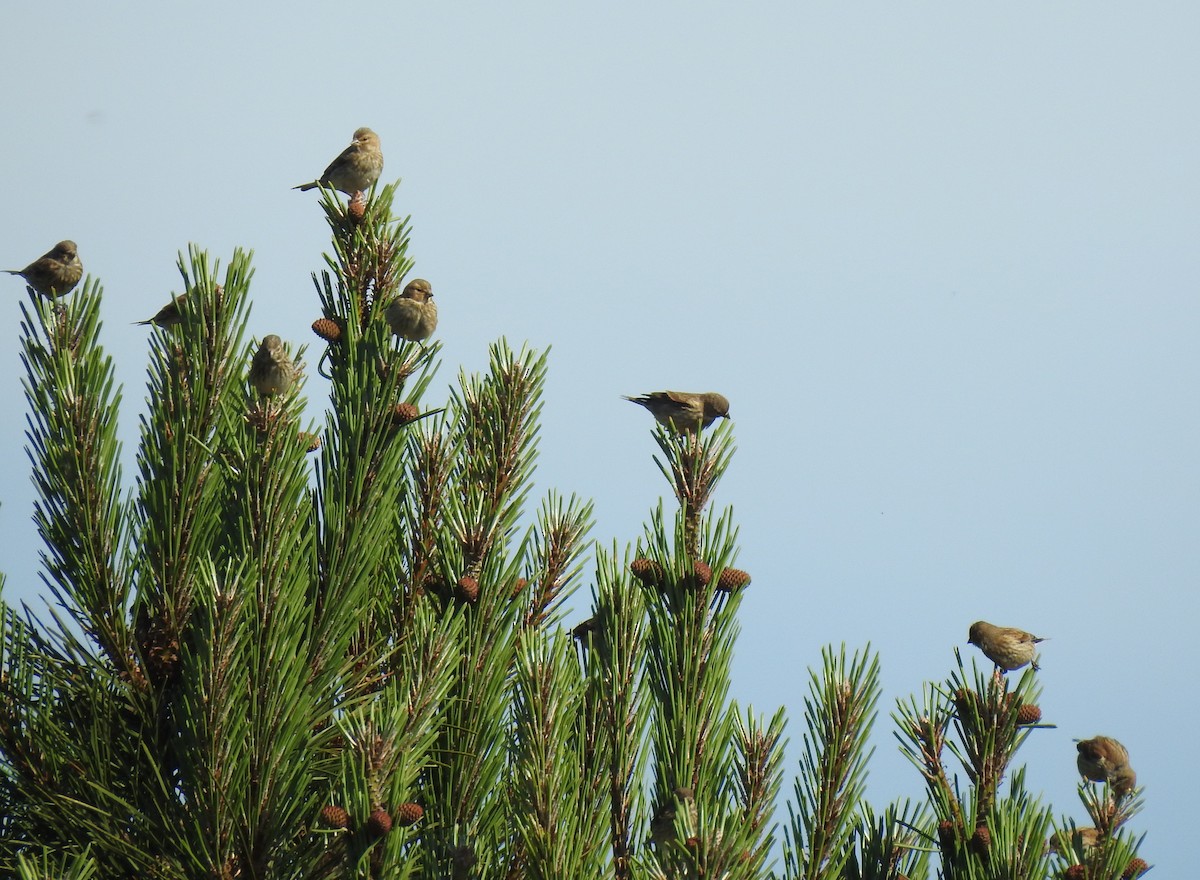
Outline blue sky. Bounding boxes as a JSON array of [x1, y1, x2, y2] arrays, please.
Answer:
[[2, 2, 1197, 873]]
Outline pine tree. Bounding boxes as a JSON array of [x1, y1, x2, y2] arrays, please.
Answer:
[[0, 181, 1150, 879]]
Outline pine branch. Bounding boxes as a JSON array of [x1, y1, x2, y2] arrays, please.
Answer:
[[19, 282, 133, 676]]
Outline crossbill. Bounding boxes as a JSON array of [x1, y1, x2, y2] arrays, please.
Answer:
[[249, 335, 297, 396], [623, 391, 730, 433], [384, 278, 438, 341], [293, 127, 383, 194], [967, 620, 1045, 671], [4, 240, 83, 298], [1075, 736, 1135, 795]]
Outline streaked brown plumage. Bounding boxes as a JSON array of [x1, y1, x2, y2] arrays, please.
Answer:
[[136, 295, 186, 328], [249, 335, 297, 396], [1075, 736, 1133, 792], [293, 127, 383, 194], [623, 391, 730, 433], [4, 240, 83, 298], [384, 278, 438, 341], [967, 620, 1045, 671]]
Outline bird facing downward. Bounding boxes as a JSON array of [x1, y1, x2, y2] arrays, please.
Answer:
[[1075, 736, 1131, 783], [624, 391, 730, 433], [4, 240, 83, 298], [249, 335, 297, 396], [384, 278, 438, 341], [967, 620, 1045, 671], [293, 127, 384, 194]]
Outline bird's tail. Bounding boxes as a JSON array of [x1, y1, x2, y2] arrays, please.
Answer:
[[293, 182, 319, 192]]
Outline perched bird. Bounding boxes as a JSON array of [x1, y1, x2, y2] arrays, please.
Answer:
[[1075, 736, 1133, 789], [248, 335, 297, 396], [384, 278, 438, 341], [967, 620, 1045, 671], [293, 127, 383, 194], [624, 391, 730, 433], [1046, 826, 1101, 855], [649, 787, 696, 846], [136, 295, 185, 328], [4, 240, 83, 298]]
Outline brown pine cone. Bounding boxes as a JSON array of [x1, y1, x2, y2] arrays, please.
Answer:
[[365, 808, 392, 837], [456, 576, 480, 605], [395, 802, 424, 826], [630, 557, 664, 586], [319, 804, 350, 829], [312, 317, 343, 343], [1016, 704, 1043, 725], [715, 567, 751, 592]]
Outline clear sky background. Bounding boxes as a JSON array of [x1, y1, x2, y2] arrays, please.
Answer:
[[2, 2, 1196, 874]]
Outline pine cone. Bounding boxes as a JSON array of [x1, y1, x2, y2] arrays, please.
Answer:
[[690, 561, 712, 587], [395, 802, 424, 826], [953, 688, 978, 717], [1063, 866, 1088, 880], [715, 567, 751, 591], [1016, 703, 1043, 725], [1123, 858, 1149, 879], [348, 190, 367, 223], [511, 577, 528, 598], [629, 557, 664, 586], [937, 820, 957, 850], [320, 805, 350, 829], [365, 808, 392, 837], [312, 317, 343, 343], [391, 402, 420, 429], [970, 825, 991, 854], [299, 431, 322, 453], [455, 576, 480, 605]]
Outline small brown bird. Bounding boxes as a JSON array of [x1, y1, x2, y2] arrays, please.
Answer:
[[293, 127, 384, 194], [248, 335, 297, 396], [1075, 736, 1132, 784], [136, 295, 186, 328], [4, 240, 83, 298], [967, 620, 1045, 671], [384, 278, 438, 341], [1046, 826, 1101, 855], [624, 391, 730, 433]]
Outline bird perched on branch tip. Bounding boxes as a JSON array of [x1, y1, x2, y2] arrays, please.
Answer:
[[624, 390, 730, 433], [293, 127, 383, 194]]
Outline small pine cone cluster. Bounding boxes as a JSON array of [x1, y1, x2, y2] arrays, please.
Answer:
[[969, 825, 991, 855], [630, 557, 664, 586], [298, 431, 322, 453], [320, 804, 350, 829], [395, 802, 424, 826], [689, 561, 713, 587], [1015, 703, 1042, 725], [391, 402, 420, 429], [953, 688, 978, 717], [715, 566, 751, 592], [1123, 858, 1149, 879], [937, 820, 957, 850], [348, 190, 367, 223], [365, 808, 392, 838], [1063, 865, 1088, 880], [455, 576, 480, 605], [312, 317, 343, 344]]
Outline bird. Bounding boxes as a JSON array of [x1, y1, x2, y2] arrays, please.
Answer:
[[1075, 736, 1132, 787], [384, 278, 438, 341], [623, 391, 730, 433], [293, 127, 383, 194], [4, 240, 83, 298], [136, 295, 185, 328], [966, 620, 1045, 671], [248, 335, 297, 396]]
